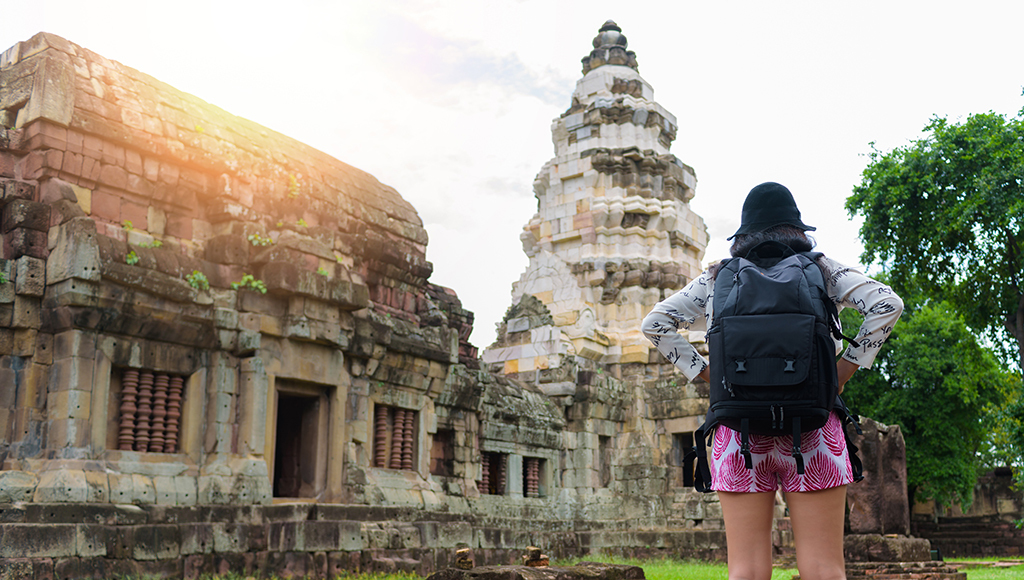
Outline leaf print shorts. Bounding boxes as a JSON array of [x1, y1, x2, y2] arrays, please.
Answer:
[[710, 412, 854, 493]]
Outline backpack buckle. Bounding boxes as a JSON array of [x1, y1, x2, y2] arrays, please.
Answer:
[[735, 360, 747, 372], [783, 359, 796, 372]]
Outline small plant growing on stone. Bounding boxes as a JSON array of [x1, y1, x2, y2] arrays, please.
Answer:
[[0, 271, 6, 285], [296, 218, 308, 228], [186, 270, 209, 291], [125, 250, 140, 265], [231, 274, 267, 294], [247, 233, 274, 247], [138, 240, 163, 249], [195, 124, 205, 133], [288, 174, 300, 198], [276, 221, 284, 228], [122, 220, 133, 231], [317, 267, 329, 277]]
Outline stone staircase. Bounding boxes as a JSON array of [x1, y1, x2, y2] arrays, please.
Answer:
[[912, 515, 1024, 558]]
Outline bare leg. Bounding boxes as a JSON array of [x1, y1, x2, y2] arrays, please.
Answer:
[[718, 491, 776, 580], [786, 485, 847, 580]]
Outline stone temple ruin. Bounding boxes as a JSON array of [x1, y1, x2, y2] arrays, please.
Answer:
[[0, 20, 994, 580], [0, 23, 730, 578]]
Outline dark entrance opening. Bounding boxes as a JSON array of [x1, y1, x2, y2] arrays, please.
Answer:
[[273, 393, 321, 498]]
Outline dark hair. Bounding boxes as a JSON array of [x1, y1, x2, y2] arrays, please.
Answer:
[[729, 224, 815, 257], [708, 225, 818, 280]]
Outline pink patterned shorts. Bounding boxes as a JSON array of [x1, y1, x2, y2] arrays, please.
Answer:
[[710, 412, 854, 493]]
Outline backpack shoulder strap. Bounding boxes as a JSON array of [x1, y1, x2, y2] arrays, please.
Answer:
[[801, 252, 862, 348], [686, 409, 718, 493], [711, 257, 741, 320], [834, 396, 865, 482]]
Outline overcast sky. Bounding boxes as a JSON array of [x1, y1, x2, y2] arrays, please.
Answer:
[[4, 1, 1023, 347]]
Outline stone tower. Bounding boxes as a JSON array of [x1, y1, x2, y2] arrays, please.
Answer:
[[484, 20, 708, 379]]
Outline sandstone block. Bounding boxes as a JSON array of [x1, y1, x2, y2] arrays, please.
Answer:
[[46, 417, 91, 449], [33, 469, 88, 503], [77, 523, 108, 557], [0, 260, 13, 303], [197, 475, 233, 505], [4, 227, 48, 259], [843, 533, 931, 563], [302, 521, 343, 551], [46, 388, 91, 420], [211, 522, 250, 553], [2, 199, 50, 233], [84, 469, 109, 503], [32, 332, 53, 364], [238, 312, 260, 332], [206, 234, 249, 265], [213, 307, 238, 329], [153, 476, 177, 506], [236, 329, 260, 355], [848, 417, 910, 535], [1, 180, 35, 205], [89, 188, 119, 221], [180, 523, 214, 554], [107, 473, 135, 505], [39, 178, 78, 206], [53, 329, 97, 360], [47, 355, 94, 392], [0, 523, 77, 558], [133, 524, 181, 561], [435, 520, 472, 548], [10, 295, 39, 328], [46, 217, 102, 284], [14, 255, 45, 296], [0, 470, 38, 502], [174, 476, 198, 506]]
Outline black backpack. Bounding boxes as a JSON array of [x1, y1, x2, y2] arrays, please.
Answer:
[[688, 241, 863, 492]]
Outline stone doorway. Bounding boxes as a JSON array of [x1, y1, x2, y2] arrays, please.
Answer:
[[271, 383, 331, 499]]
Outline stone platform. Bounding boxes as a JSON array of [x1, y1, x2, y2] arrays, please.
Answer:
[[844, 561, 965, 579]]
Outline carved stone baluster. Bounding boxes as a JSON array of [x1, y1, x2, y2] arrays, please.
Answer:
[[119, 369, 139, 451], [165, 376, 183, 453], [525, 457, 540, 498], [480, 453, 490, 494], [134, 370, 154, 452], [374, 405, 389, 468], [401, 411, 414, 470], [150, 373, 169, 452], [390, 408, 405, 469], [496, 454, 506, 496]]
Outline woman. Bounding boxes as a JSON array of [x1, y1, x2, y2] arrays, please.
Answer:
[[641, 182, 903, 580]]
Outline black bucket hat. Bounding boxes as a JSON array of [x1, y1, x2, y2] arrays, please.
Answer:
[[727, 182, 816, 240]]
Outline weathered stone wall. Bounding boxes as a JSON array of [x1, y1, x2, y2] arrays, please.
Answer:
[[910, 468, 1024, 558], [0, 30, 736, 579]]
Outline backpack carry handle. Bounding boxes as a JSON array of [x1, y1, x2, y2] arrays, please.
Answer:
[[743, 240, 797, 268]]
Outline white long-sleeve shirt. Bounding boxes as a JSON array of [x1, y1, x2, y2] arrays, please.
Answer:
[[641, 256, 904, 381]]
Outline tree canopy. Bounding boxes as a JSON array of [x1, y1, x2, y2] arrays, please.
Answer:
[[846, 109, 1024, 369], [841, 301, 1017, 507]]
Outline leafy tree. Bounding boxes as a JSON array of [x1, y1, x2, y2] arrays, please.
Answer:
[[841, 301, 1016, 508], [846, 109, 1024, 369]]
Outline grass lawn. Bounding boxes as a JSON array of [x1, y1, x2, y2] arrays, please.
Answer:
[[948, 558, 1024, 580], [554, 556, 796, 580], [554, 556, 1024, 580], [201, 557, 1024, 580]]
